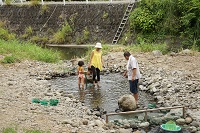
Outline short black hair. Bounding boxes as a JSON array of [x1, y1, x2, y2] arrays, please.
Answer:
[[78, 61, 84, 66], [124, 51, 131, 57]]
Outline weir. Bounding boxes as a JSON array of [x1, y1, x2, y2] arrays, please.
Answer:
[[106, 106, 186, 123]]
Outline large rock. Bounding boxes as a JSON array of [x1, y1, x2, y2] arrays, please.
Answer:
[[118, 94, 137, 111]]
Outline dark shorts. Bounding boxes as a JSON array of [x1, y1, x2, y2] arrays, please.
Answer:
[[129, 79, 139, 94]]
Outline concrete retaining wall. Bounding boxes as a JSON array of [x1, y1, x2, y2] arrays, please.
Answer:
[[0, 3, 131, 44]]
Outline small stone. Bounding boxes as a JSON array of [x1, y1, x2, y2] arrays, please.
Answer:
[[185, 117, 193, 124]]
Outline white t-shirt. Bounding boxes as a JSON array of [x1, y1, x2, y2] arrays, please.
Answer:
[[127, 55, 141, 80]]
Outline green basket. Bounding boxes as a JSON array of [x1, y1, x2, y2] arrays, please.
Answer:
[[40, 99, 49, 106], [161, 120, 181, 132], [49, 99, 59, 106], [161, 124, 181, 131], [32, 98, 40, 103], [148, 103, 156, 109]]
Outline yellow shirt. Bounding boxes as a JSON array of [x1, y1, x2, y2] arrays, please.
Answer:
[[91, 50, 102, 71]]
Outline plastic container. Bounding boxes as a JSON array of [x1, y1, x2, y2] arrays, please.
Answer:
[[160, 124, 181, 132], [49, 99, 59, 106], [148, 103, 156, 109], [40, 99, 49, 106], [32, 98, 40, 103]]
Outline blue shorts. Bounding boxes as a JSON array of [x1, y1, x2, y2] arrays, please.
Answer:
[[129, 79, 139, 94]]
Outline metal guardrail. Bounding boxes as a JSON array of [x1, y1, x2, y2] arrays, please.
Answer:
[[106, 106, 186, 123], [0, 0, 133, 6]]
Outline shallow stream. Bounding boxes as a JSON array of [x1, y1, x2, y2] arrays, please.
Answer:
[[49, 73, 154, 115]]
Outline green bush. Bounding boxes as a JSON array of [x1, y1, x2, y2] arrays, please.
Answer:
[[83, 27, 90, 42], [129, 0, 200, 51], [129, 7, 156, 33], [21, 26, 34, 40], [50, 22, 73, 44], [76, 27, 90, 45], [0, 28, 16, 41], [39, 5, 49, 15], [30, 36, 48, 45]]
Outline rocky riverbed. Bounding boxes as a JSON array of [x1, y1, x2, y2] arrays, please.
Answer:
[[0, 50, 200, 133]]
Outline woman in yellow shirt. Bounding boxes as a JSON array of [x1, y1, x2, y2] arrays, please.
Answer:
[[88, 42, 104, 88]]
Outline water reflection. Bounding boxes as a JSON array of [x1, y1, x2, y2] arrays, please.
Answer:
[[79, 89, 86, 102], [47, 47, 88, 60], [49, 73, 153, 113], [88, 87, 103, 108]]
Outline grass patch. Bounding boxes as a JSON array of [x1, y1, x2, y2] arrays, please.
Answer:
[[1, 55, 17, 63], [2, 127, 17, 133], [0, 39, 61, 63]]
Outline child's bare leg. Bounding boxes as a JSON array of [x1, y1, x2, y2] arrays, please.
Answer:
[[81, 78, 85, 89], [78, 78, 81, 89]]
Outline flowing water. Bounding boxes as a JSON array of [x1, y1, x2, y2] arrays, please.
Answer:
[[49, 73, 154, 114]]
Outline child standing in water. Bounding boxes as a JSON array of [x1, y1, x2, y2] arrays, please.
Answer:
[[77, 61, 85, 89]]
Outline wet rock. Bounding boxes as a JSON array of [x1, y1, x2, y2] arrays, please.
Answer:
[[129, 122, 137, 129], [118, 94, 137, 111], [176, 118, 186, 125], [138, 122, 149, 128], [185, 116, 193, 124]]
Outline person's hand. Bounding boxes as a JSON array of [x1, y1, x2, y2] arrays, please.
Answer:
[[123, 71, 127, 77], [132, 77, 135, 81], [88, 64, 91, 68]]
